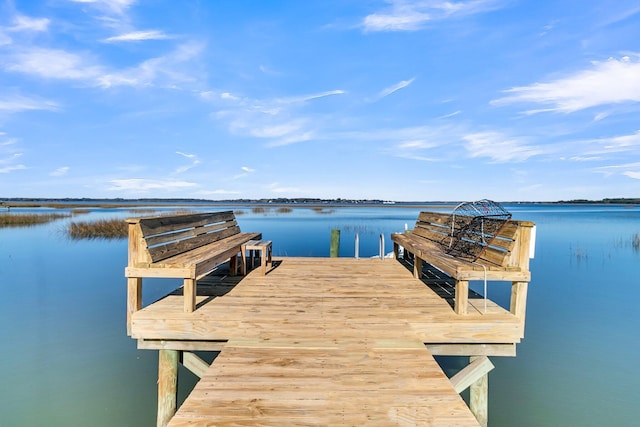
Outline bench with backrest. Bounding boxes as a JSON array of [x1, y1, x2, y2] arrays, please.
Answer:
[[125, 211, 261, 333], [391, 211, 535, 316]]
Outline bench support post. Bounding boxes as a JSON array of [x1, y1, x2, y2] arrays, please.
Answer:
[[127, 277, 142, 335], [157, 349, 179, 427], [413, 256, 422, 278], [184, 279, 196, 313], [454, 280, 469, 315], [510, 281, 528, 320]]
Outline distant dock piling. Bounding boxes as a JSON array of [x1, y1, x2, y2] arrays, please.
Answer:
[[330, 229, 340, 257]]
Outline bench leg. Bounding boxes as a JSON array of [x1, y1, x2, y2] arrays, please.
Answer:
[[127, 277, 142, 336], [510, 281, 528, 320], [241, 249, 247, 275], [393, 243, 400, 259], [454, 280, 469, 315], [229, 255, 238, 277], [413, 256, 423, 278], [184, 278, 196, 313]]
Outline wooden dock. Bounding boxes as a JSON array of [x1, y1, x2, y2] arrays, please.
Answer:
[[130, 257, 527, 426]]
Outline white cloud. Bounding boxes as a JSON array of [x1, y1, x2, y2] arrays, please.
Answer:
[[596, 162, 640, 179], [376, 78, 415, 99], [241, 166, 255, 173], [174, 151, 200, 174], [197, 189, 241, 196], [207, 89, 345, 146], [492, 55, 640, 113], [0, 95, 60, 113], [50, 166, 70, 176], [5, 47, 104, 81], [69, 0, 137, 15], [176, 151, 196, 159], [96, 42, 203, 88], [9, 15, 50, 32], [362, 0, 504, 32], [103, 30, 173, 42], [107, 178, 197, 192], [0, 164, 27, 173], [463, 131, 545, 162]]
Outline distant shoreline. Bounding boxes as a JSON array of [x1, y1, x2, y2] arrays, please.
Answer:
[[1, 197, 639, 210]]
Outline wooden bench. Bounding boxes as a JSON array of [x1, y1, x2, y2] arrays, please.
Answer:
[[391, 211, 535, 316], [125, 211, 261, 333]]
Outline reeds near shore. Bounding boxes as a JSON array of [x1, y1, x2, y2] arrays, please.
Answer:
[[68, 219, 128, 239], [0, 212, 70, 227]]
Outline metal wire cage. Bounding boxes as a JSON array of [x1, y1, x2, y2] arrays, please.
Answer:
[[443, 199, 512, 261]]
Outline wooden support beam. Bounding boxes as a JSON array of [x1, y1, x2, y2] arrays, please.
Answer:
[[181, 352, 210, 379], [450, 355, 494, 394], [138, 339, 227, 352], [183, 278, 196, 313], [157, 349, 179, 427], [510, 281, 528, 321], [470, 356, 490, 427], [454, 280, 469, 315], [426, 343, 516, 357], [127, 277, 142, 336]]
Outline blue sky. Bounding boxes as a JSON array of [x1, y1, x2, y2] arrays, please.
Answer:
[[1, 0, 639, 201]]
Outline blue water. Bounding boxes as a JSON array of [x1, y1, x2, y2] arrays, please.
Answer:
[[1, 204, 638, 426]]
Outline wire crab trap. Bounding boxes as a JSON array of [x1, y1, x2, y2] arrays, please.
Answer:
[[443, 199, 512, 262]]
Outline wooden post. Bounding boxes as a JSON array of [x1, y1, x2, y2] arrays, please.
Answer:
[[127, 277, 142, 336], [454, 280, 469, 315], [469, 356, 489, 427], [157, 349, 179, 427], [330, 229, 340, 257], [183, 278, 196, 313], [510, 281, 528, 320], [413, 256, 422, 278]]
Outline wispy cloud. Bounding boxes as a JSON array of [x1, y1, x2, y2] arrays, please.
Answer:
[[233, 166, 256, 179], [69, 0, 137, 16], [0, 137, 26, 173], [362, 0, 504, 32], [205, 88, 345, 146], [4, 47, 104, 81], [103, 30, 173, 42], [174, 151, 200, 174], [596, 162, 640, 179], [50, 166, 70, 176], [373, 78, 415, 100], [0, 94, 60, 113], [4, 42, 203, 89], [8, 15, 50, 32], [492, 55, 640, 113], [463, 131, 546, 162], [107, 178, 197, 192]]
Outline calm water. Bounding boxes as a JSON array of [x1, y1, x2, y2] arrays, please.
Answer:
[[1, 204, 639, 426]]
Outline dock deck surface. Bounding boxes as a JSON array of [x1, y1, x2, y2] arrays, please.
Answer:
[[131, 257, 523, 425]]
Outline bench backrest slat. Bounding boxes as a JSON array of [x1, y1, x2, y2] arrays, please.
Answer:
[[129, 211, 243, 263], [413, 211, 521, 266]]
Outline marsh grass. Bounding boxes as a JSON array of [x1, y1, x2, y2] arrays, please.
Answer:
[[68, 218, 128, 239], [0, 212, 70, 227], [311, 207, 335, 214], [276, 207, 293, 214]]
